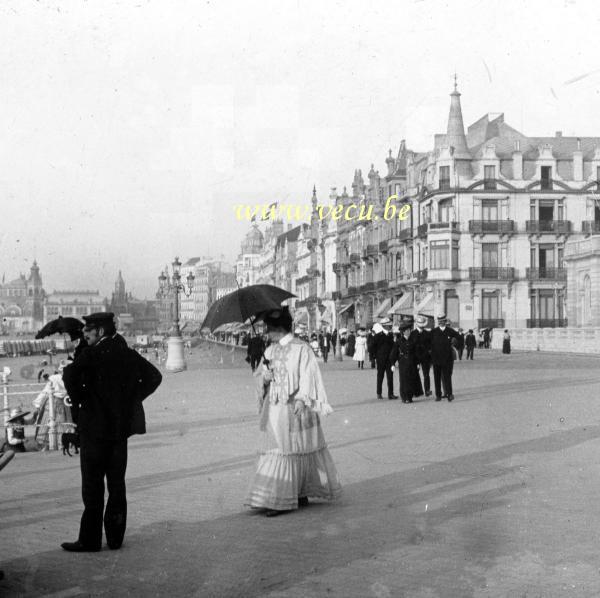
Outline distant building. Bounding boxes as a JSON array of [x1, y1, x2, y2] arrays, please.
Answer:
[[236, 223, 264, 287], [44, 290, 108, 323], [0, 260, 45, 333], [109, 271, 159, 334]]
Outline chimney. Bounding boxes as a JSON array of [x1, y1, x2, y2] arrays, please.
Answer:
[[512, 140, 523, 180], [573, 137, 583, 181]]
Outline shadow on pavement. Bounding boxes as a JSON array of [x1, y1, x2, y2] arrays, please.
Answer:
[[2, 424, 600, 597]]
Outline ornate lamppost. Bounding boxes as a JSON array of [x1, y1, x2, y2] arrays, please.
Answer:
[[158, 257, 195, 372]]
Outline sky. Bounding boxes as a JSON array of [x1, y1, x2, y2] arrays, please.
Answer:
[[1, 0, 600, 299]]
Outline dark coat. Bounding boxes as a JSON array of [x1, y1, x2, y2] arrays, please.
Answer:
[[371, 331, 394, 365], [247, 336, 265, 358], [63, 335, 162, 441], [389, 335, 424, 399], [407, 328, 432, 363], [319, 333, 331, 351], [465, 333, 476, 349], [430, 326, 461, 365]]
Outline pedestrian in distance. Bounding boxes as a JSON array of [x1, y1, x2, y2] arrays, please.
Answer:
[[353, 328, 367, 369], [483, 328, 491, 349], [408, 315, 433, 397], [390, 321, 423, 403], [430, 314, 461, 402], [246, 307, 341, 517], [371, 319, 398, 400], [455, 328, 465, 360], [318, 329, 332, 363], [61, 312, 162, 552], [465, 329, 476, 360], [366, 328, 376, 369], [502, 329, 511, 354]]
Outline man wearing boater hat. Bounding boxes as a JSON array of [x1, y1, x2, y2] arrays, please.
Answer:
[[408, 314, 433, 398], [61, 312, 162, 552], [430, 313, 461, 402]]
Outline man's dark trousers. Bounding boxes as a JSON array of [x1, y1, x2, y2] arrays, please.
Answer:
[[433, 360, 453, 398], [376, 362, 394, 397], [418, 359, 432, 394], [322, 349, 329, 363], [79, 437, 128, 549], [466, 347, 474, 360]]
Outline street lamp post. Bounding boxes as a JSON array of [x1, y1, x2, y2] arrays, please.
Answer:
[[158, 257, 195, 372]]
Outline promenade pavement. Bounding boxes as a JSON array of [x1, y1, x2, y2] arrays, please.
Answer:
[[2, 344, 600, 597]]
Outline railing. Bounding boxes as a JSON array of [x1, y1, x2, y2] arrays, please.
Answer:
[[379, 240, 389, 252], [350, 253, 360, 264], [360, 282, 376, 293], [332, 291, 342, 301], [367, 244, 378, 257], [348, 286, 359, 296], [468, 267, 516, 280], [525, 267, 567, 280], [417, 224, 428, 237], [477, 318, 504, 329], [526, 318, 568, 328], [376, 280, 389, 290], [416, 269, 428, 281], [295, 275, 311, 286], [429, 221, 459, 231], [582, 221, 600, 234], [526, 220, 571, 234], [399, 229, 412, 241], [469, 220, 516, 233], [306, 268, 320, 277]]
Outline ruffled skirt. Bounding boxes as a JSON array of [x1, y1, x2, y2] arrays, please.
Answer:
[[246, 399, 342, 511]]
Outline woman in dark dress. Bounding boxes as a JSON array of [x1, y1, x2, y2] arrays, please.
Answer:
[[390, 323, 423, 403], [502, 329, 511, 354]]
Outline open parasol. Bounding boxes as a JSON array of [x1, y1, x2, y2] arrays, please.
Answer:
[[35, 316, 84, 341]]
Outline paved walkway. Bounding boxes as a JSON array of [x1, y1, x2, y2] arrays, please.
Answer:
[[2, 345, 600, 597]]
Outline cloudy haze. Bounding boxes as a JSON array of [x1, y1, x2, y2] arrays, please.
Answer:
[[1, 0, 599, 298]]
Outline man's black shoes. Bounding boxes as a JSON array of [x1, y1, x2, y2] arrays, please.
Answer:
[[377, 395, 384, 400], [447, 394, 455, 402], [435, 396, 442, 402], [388, 395, 398, 400], [61, 541, 101, 553]]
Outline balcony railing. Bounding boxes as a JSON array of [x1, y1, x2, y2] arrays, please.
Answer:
[[469, 220, 516, 234], [399, 229, 412, 241], [468, 267, 515, 281], [429, 221, 459, 232], [347, 286, 359, 296], [582, 221, 600, 234], [306, 268, 320, 277], [416, 269, 428, 281], [332, 291, 342, 301], [350, 253, 360, 264], [477, 318, 504, 329], [332, 262, 343, 273], [526, 267, 567, 280], [376, 280, 389, 290], [379, 240, 389, 253], [359, 282, 376, 293], [367, 244, 379, 257], [526, 318, 568, 328], [295, 275, 311, 286], [417, 224, 428, 237], [526, 220, 571, 234]]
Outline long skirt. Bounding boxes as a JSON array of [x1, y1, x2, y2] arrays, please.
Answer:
[[502, 339, 511, 354], [35, 396, 73, 444], [398, 358, 424, 401], [246, 399, 342, 511]]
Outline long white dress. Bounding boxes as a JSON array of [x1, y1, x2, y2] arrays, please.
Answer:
[[353, 336, 367, 362], [246, 334, 342, 511]]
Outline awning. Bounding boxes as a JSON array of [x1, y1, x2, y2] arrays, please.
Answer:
[[415, 292, 435, 317], [338, 302, 354, 315], [388, 293, 413, 315], [373, 298, 392, 318]]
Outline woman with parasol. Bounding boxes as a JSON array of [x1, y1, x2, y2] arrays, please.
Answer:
[[246, 306, 342, 516]]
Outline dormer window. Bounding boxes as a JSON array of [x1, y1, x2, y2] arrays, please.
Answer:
[[484, 165, 496, 190], [541, 166, 552, 190]]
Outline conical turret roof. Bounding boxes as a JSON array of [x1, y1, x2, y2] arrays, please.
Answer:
[[446, 79, 471, 160]]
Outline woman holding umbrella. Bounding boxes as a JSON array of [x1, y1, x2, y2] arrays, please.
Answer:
[[246, 306, 342, 516]]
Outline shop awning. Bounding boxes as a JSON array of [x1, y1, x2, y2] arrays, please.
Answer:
[[388, 293, 413, 315], [414, 292, 435, 317], [338, 302, 354, 315], [373, 298, 392, 318]]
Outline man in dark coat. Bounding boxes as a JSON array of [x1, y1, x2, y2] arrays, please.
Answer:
[[430, 314, 461, 402], [366, 329, 376, 369], [371, 319, 397, 400], [61, 312, 162, 552], [465, 329, 476, 360], [319, 330, 332, 363], [455, 328, 465, 360], [408, 314, 433, 397], [246, 333, 265, 371]]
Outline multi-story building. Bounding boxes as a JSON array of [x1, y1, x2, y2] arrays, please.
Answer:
[[236, 224, 264, 287], [0, 260, 45, 333], [44, 290, 107, 322], [110, 271, 159, 334], [332, 82, 600, 331]]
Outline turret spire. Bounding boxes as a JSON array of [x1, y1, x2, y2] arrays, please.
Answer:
[[446, 75, 471, 160]]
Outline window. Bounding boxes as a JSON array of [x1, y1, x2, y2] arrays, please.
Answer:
[[438, 198, 453, 223], [439, 166, 450, 190], [541, 166, 552, 190], [484, 165, 496, 189], [482, 243, 498, 268], [430, 241, 449, 269], [482, 291, 499, 320], [452, 241, 459, 270], [557, 199, 564, 221]]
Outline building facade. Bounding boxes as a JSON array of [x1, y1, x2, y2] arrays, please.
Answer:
[[0, 261, 45, 333]]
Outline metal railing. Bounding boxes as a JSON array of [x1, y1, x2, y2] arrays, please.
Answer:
[[526, 220, 571, 233], [477, 318, 505, 329], [526, 318, 568, 328], [468, 267, 516, 280], [525, 267, 567, 280], [469, 220, 515, 233]]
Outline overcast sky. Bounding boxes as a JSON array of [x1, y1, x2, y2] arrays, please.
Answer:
[[1, 0, 599, 299]]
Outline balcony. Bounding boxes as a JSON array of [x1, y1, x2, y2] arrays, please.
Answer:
[[526, 220, 571, 234], [332, 262, 343, 273], [416, 269, 428, 281], [376, 280, 389, 290], [526, 267, 567, 281], [469, 220, 516, 234], [429, 221, 459, 232], [306, 267, 320, 277], [347, 286, 359, 296], [526, 318, 568, 328], [332, 291, 342, 301], [468, 267, 516, 281], [350, 253, 360, 264], [360, 282, 376, 293], [366, 244, 379, 257], [417, 223, 428, 238], [295, 275, 311, 287], [379, 240, 389, 253], [582, 221, 600, 234], [399, 229, 412, 241], [477, 318, 505, 329]]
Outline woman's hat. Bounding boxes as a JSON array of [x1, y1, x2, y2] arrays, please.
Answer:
[[415, 315, 428, 327]]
